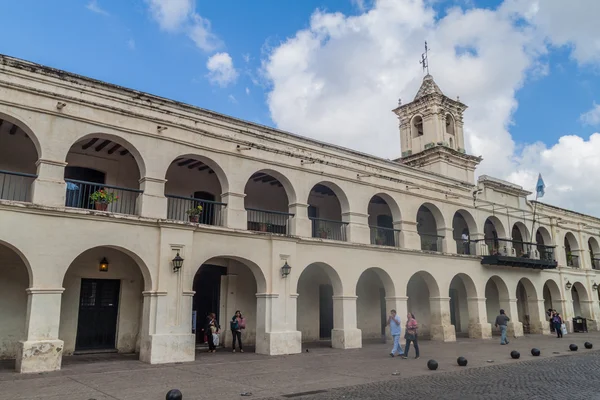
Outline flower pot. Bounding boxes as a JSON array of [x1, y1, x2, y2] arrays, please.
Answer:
[[189, 215, 200, 223], [94, 202, 108, 211], [259, 224, 268, 232], [319, 232, 328, 239], [376, 238, 385, 245]]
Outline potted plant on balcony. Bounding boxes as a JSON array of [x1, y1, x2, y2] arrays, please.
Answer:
[[186, 205, 203, 223], [317, 227, 330, 239], [375, 234, 386, 245], [89, 189, 118, 211]]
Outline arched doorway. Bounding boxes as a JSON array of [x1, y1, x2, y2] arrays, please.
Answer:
[[485, 276, 510, 336], [449, 274, 477, 337], [59, 247, 148, 355], [543, 279, 563, 334], [308, 182, 349, 241], [588, 237, 600, 270], [164, 155, 227, 226], [571, 282, 589, 320], [484, 217, 506, 255], [64, 136, 143, 215], [564, 232, 580, 268], [192, 256, 264, 352], [356, 268, 395, 343], [407, 271, 441, 339], [416, 204, 445, 252], [297, 263, 342, 343], [452, 210, 476, 255], [0, 242, 30, 363], [367, 194, 401, 247], [0, 115, 39, 202], [516, 278, 539, 334], [245, 170, 294, 234]]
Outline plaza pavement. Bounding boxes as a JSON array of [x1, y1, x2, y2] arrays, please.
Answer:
[[1, 332, 599, 400]]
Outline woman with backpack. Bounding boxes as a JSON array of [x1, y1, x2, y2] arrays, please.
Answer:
[[231, 310, 246, 353]]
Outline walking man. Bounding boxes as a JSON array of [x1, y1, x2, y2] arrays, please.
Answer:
[[495, 309, 510, 345], [388, 309, 403, 357]]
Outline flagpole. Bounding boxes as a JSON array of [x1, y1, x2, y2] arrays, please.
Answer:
[[530, 192, 538, 244]]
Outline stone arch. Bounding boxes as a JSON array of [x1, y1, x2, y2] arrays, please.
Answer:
[[571, 281, 590, 318], [564, 231, 580, 267], [449, 273, 478, 336], [368, 193, 402, 246], [564, 231, 580, 250], [296, 262, 343, 295], [485, 275, 510, 334], [536, 226, 552, 245], [452, 209, 478, 254], [194, 255, 267, 294], [516, 277, 539, 333], [588, 237, 600, 269], [512, 221, 531, 242], [407, 271, 441, 338], [0, 239, 33, 286], [59, 245, 150, 356], [308, 181, 350, 215], [411, 114, 424, 138], [417, 203, 446, 251], [543, 279, 564, 317], [244, 167, 297, 207], [164, 153, 230, 196], [368, 192, 402, 223], [484, 216, 507, 255], [445, 113, 456, 136], [0, 110, 42, 158], [356, 267, 396, 341]]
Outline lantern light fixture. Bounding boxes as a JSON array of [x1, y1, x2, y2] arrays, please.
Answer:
[[593, 282, 598, 291], [99, 257, 109, 272], [565, 281, 572, 291], [281, 261, 291, 278], [172, 252, 184, 273]]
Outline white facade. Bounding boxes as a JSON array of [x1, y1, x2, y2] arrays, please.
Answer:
[[0, 55, 599, 373]]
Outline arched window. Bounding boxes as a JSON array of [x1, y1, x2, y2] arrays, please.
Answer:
[[411, 116, 423, 138], [446, 114, 455, 135]]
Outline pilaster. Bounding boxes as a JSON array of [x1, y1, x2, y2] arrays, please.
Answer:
[[31, 159, 67, 207], [332, 296, 362, 349], [529, 299, 551, 335], [342, 212, 370, 244], [289, 203, 311, 237], [138, 177, 167, 219], [504, 298, 524, 337], [429, 296, 456, 342], [222, 192, 247, 230], [438, 227, 454, 253], [466, 297, 492, 339], [397, 221, 420, 250], [255, 293, 301, 355]]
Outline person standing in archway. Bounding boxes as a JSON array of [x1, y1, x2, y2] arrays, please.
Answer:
[[387, 309, 403, 357], [495, 309, 510, 345], [231, 310, 246, 353], [206, 312, 220, 353], [552, 311, 563, 338]]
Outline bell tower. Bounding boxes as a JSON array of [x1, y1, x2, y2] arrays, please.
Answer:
[[392, 42, 481, 183]]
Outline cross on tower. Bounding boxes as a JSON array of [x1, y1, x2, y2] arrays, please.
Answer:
[[420, 41, 430, 75]]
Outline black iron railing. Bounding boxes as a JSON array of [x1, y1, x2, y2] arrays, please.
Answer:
[[65, 179, 142, 215], [592, 258, 600, 271], [419, 233, 444, 252], [566, 254, 580, 268], [537, 244, 556, 262], [0, 169, 36, 202], [246, 208, 293, 235], [484, 238, 556, 261], [455, 239, 477, 255], [370, 226, 400, 247], [166, 195, 226, 226], [310, 218, 348, 241]]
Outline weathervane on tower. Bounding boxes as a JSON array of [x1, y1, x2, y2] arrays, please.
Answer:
[[420, 41, 430, 75]]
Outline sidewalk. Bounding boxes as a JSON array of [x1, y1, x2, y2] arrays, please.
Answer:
[[1, 332, 599, 400]]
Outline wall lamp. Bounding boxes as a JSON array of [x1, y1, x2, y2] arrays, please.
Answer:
[[172, 252, 184, 273], [281, 261, 291, 278], [593, 282, 598, 291], [565, 281, 572, 291], [56, 101, 66, 110], [99, 257, 109, 272]]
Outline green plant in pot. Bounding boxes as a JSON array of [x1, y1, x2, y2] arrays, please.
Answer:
[[375, 235, 386, 245], [318, 227, 330, 239], [89, 189, 118, 211], [186, 205, 203, 223]]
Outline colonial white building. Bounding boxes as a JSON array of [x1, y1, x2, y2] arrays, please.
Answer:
[[1, 55, 599, 374]]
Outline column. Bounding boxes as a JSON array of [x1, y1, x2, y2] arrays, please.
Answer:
[[429, 296, 456, 342], [222, 192, 247, 230], [220, 274, 237, 349], [504, 298, 524, 337], [529, 299, 551, 335], [16, 288, 64, 373], [342, 212, 370, 244], [397, 221, 420, 250], [138, 177, 167, 219], [331, 296, 362, 349], [470, 233, 487, 256], [31, 159, 66, 207], [385, 296, 408, 340], [289, 203, 311, 237], [255, 293, 302, 355], [438, 227, 454, 253], [466, 297, 492, 339]]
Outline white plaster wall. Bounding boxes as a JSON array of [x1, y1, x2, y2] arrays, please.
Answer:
[[59, 247, 144, 355], [0, 245, 28, 359], [227, 260, 258, 346], [357, 270, 385, 339]]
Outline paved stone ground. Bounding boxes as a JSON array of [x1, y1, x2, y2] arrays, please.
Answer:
[[1, 332, 600, 400]]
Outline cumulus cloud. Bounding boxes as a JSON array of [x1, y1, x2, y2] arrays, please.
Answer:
[[581, 103, 600, 126], [261, 0, 600, 216], [145, 0, 220, 51], [206, 53, 239, 87]]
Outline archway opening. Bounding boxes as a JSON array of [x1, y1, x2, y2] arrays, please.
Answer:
[[484, 217, 504, 255], [64, 137, 142, 215], [192, 257, 262, 352], [297, 263, 341, 343], [368, 195, 399, 247], [452, 211, 475, 255], [308, 183, 347, 241], [571, 282, 589, 321], [543, 280, 563, 334], [356, 268, 393, 343], [449, 275, 472, 337], [411, 115, 424, 138], [59, 247, 147, 357], [564, 232, 579, 268], [417, 204, 444, 251], [588, 237, 600, 270], [0, 242, 30, 364], [164, 156, 226, 226], [0, 116, 39, 202], [485, 276, 510, 336], [511, 223, 530, 257], [245, 171, 292, 234], [446, 114, 455, 136], [536, 227, 554, 261], [516, 278, 537, 334], [407, 272, 439, 339]]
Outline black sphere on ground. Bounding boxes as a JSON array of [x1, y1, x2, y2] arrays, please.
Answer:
[[569, 344, 578, 351], [166, 389, 183, 400], [510, 350, 520, 359], [531, 348, 541, 356], [585, 342, 593, 349], [457, 356, 468, 367], [427, 359, 439, 370]]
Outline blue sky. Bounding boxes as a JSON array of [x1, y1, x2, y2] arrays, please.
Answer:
[[1, 0, 599, 214]]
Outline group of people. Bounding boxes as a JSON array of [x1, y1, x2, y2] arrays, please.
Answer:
[[387, 310, 420, 359], [547, 308, 564, 338], [203, 310, 246, 353]]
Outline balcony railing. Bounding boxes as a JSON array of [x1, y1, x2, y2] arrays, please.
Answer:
[[65, 179, 142, 215], [420, 233, 444, 252], [566, 254, 580, 268], [537, 244, 556, 263], [166, 195, 226, 226], [310, 218, 348, 241], [455, 239, 477, 255], [370, 226, 400, 247], [481, 238, 557, 269], [0, 170, 36, 202], [246, 208, 293, 235], [592, 258, 600, 271]]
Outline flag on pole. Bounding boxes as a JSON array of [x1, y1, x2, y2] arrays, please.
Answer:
[[536, 174, 545, 198]]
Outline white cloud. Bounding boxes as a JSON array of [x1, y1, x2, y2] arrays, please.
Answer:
[[581, 103, 600, 126], [86, 0, 109, 16], [228, 94, 238, 104], [246, 87, 250, 95], [127, 39, 136, 50], [145, 0, 220, 51], [206, 53, 239, 87], [262, 0, 600, 216], [242, 53, 251, 63]]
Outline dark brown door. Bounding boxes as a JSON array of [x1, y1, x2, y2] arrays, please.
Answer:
[[193, 265, 226, 344], [75, 279, 121, 351], [319, 284, 334, 339]]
